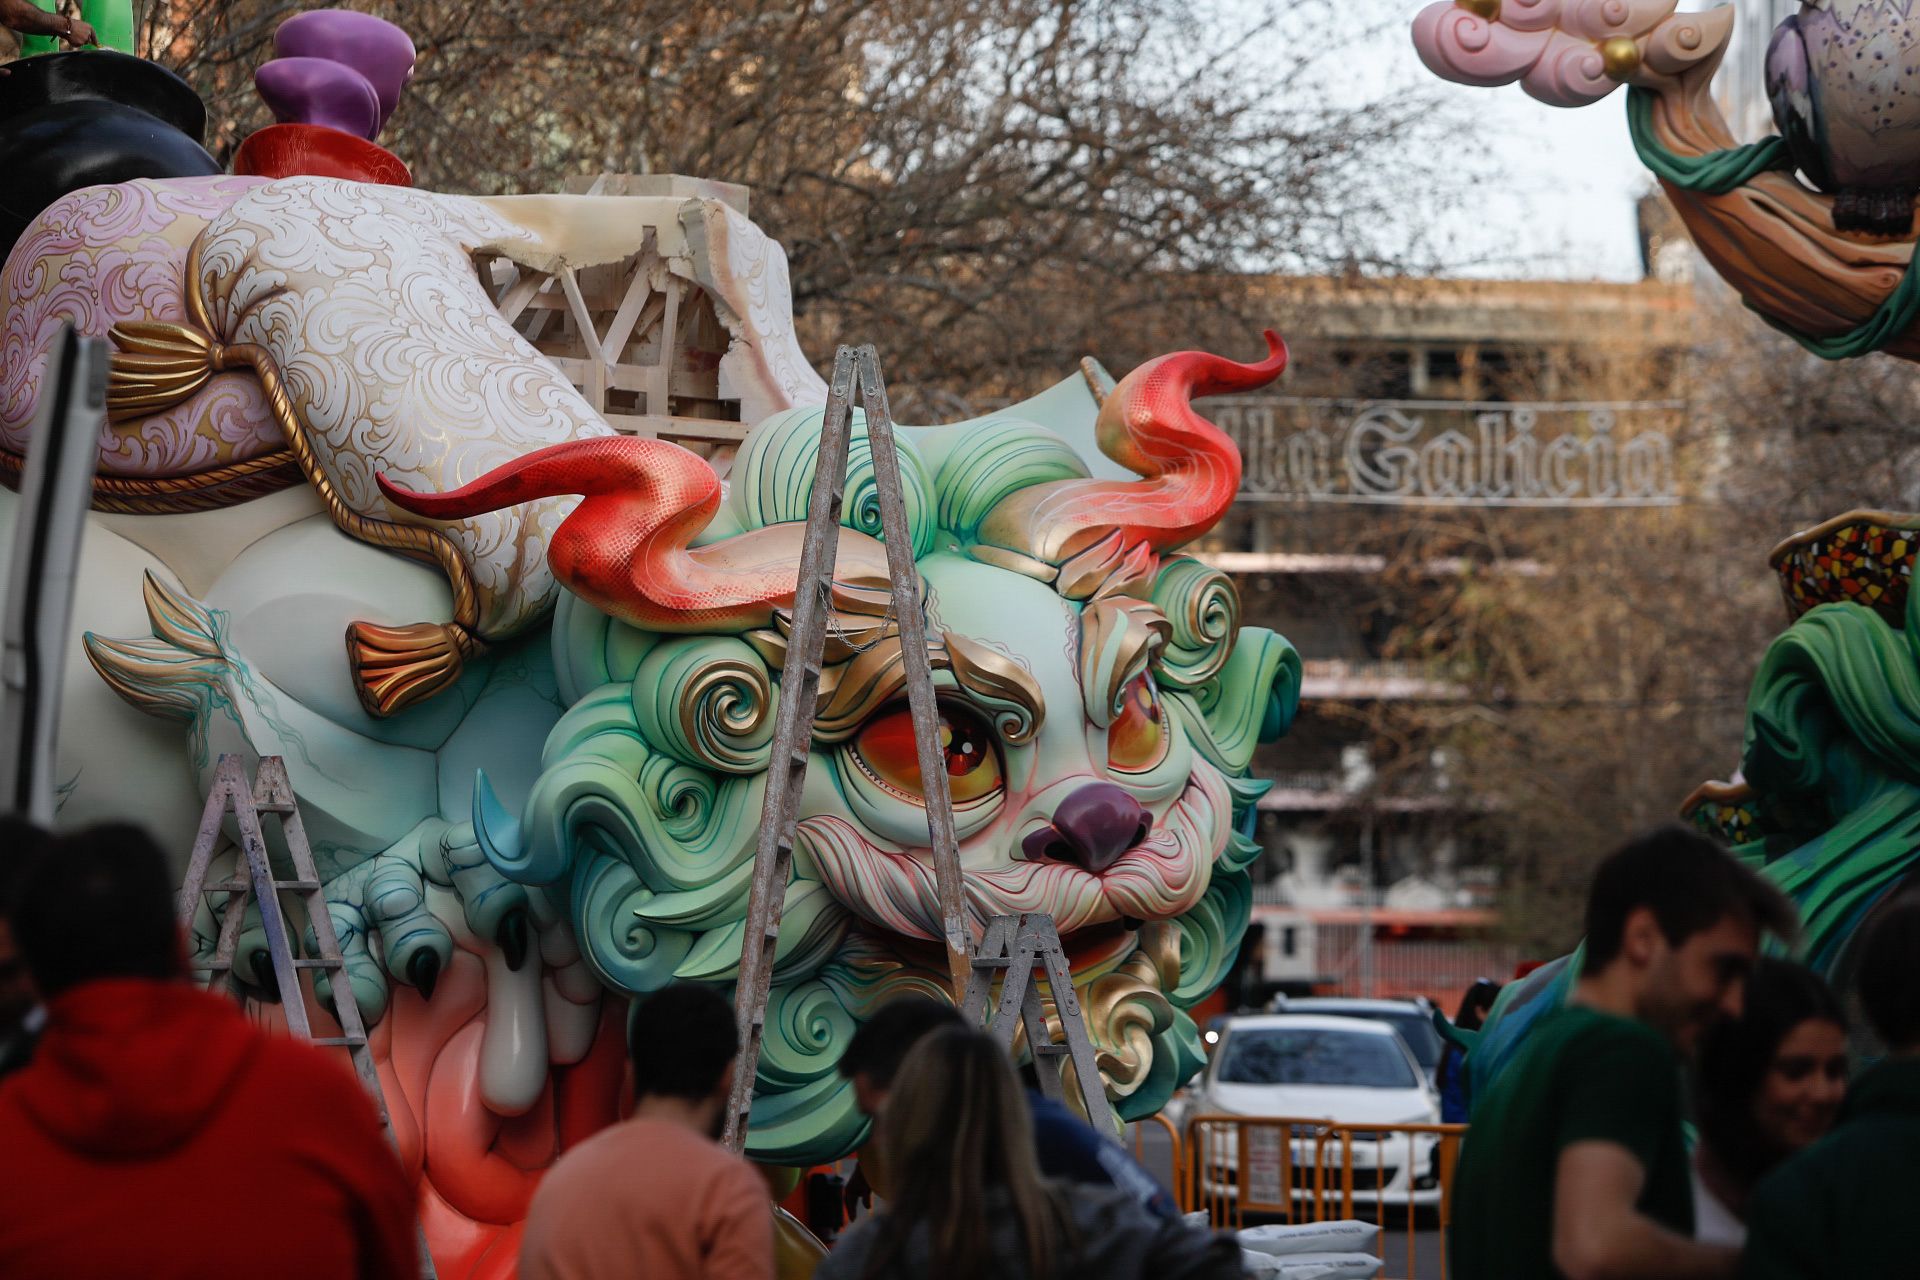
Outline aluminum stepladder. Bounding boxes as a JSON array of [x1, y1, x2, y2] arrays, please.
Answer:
[[722, 345, 974, 1152], [721, 346, 1114, 1152], [178, 753, 437, 1278], [962, 912, 1111, 1130]]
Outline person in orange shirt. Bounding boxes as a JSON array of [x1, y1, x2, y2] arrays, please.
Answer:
[[521, 982, 773, 1280]]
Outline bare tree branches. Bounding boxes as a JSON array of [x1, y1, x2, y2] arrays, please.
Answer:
[[132, 0, 1468, 399]]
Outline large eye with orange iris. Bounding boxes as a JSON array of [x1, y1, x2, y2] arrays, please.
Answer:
[[1108, 675, 1168, 774], [850, 700, 1004, 805]]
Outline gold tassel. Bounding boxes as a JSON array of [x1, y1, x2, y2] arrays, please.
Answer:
[[101, 237, 489, 718], [106, 320, 229, 423]]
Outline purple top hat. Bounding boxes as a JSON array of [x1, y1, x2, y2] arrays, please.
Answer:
[[255, 57, 380, 140], [272, 10, 415, 135]]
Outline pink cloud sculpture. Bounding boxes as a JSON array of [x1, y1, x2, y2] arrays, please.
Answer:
[[1412, 1, 1735, 108]]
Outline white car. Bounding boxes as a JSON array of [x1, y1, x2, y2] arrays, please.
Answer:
[[1268, 996, 1447, 1087], [1182, 1014, 1445, 1209]]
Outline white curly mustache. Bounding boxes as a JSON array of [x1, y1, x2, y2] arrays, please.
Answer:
[[799, 759, 1233, 941]]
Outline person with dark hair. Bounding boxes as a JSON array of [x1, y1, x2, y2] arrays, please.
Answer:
[[1739, 896, 1920, 1279], [836, 996, 967, 1216], [1449, 824, 1797, 1280], [839, 994, 967, 1119], [0, 816, 49, 1078], [1437, 977, 1500, 1123], [837, 996, 1177, 1222], [818, 1026, 1240, 1280], [521, 981, 772, 1280], [1690, 959, 1847, 1245], [0, 822, 418, 1279]]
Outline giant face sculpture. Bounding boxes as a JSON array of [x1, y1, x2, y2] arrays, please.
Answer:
[[382, 338, 1301, 1162], [4, 43, 1296, 1258], [9, 176, 1295, 1228]]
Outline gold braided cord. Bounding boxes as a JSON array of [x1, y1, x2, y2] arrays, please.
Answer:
[[165, 236, 482, 651], [0, 446, 303, 514], [222, 339, 481, 650], [85, 235, 489, 715]]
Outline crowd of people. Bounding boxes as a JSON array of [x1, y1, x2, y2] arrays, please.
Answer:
[[0, 815, 1241, 1279], [1449, 825, 1920, 1280], [3, 814, 1920, 1279]]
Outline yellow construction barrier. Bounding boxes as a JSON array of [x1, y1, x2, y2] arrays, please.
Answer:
[[1183, 1114, 1468, 1279]]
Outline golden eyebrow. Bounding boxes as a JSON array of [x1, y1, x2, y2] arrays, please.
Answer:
[[794, 630, 1045, 746], [1078, 598, 1170, 727]]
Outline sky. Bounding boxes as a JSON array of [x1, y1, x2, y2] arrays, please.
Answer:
[[1353, 5, 1657, 282]]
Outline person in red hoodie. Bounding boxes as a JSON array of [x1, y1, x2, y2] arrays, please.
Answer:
[[0, 821, 420, 1279]]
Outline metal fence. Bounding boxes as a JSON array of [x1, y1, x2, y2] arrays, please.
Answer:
[[1183, 1113, 1469, 1280], [1309, 929, 1523, 1003]]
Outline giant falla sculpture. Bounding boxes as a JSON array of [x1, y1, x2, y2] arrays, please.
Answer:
[[0, 10, 1299, 1274]]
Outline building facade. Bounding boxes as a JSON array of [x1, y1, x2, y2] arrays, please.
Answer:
[[1194, 273, 1698, 1005]]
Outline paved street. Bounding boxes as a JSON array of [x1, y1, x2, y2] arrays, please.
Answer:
[[1129, 1122, 1448, 1280]]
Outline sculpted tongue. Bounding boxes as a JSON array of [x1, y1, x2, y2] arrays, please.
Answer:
[[479, 940, 548, 1117]]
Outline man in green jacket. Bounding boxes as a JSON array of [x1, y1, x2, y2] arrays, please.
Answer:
[[1740, 898, 1920, 1279], [1449, 826, 1797, 1280]]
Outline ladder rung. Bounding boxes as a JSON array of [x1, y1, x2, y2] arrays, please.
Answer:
[[1033, 1043, 1069, 1056], [972, 956, 1011, 969], [199, 956, 330, 973], [310, 1036, 367, 1048], [273, 879, 321, 892], [203, 878, 250, 894]]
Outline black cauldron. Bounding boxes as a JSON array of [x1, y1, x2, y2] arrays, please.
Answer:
[[0, 50, 221, 264]]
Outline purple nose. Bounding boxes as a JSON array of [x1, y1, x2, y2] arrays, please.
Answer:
[[1022, 783, 1151, 875]]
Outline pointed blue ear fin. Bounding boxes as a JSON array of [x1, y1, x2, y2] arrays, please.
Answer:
[[472, 769, 523, 870]]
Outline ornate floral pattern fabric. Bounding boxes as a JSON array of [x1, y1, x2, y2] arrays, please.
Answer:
[[1, 176, 276, 479]]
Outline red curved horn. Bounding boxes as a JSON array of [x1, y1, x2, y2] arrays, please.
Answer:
[[981, 329, 1287, 562], [378, 436, 876, 632]]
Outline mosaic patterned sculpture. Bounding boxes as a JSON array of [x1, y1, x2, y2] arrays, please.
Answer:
[[0, 15, 1300, 1269], [1412, 1, 1920, 361]]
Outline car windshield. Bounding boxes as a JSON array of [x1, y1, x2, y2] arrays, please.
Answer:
[[1216, 1028, 1418, 1089], [1306, 1007, 1442, 1070]]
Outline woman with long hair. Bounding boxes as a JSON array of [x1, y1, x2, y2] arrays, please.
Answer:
[[816, 1026, 1241, 1280], [1691, 957, 1849, 1245]]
